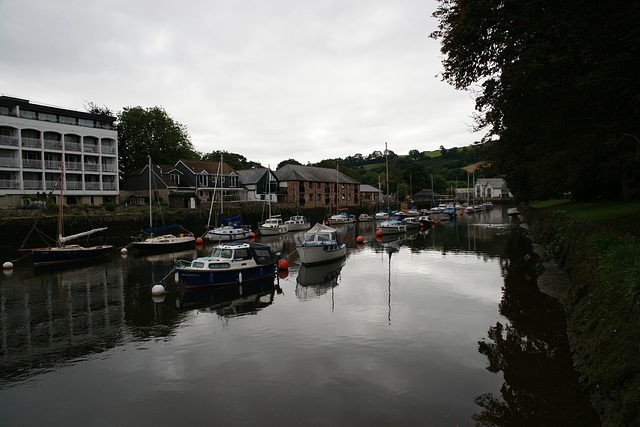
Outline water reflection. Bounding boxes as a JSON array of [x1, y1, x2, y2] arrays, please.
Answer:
[[473, 225, 600, 425], [176, 277, 279, 317], [295, 258, 345, 300]]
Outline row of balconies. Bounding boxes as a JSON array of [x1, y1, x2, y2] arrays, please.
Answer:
[[0, 179, 118, 191], [0, 158, 117, 172], [0, 135, 116, 154]]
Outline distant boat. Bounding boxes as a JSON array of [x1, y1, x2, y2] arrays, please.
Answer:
[[285, 215, 311, 231], [295, 223, 346, 265], [358, 213, 374, 222], [507, 208, 520, 216], [206, 214, 252, 241], [406, 206, 420, 216], [378, 217, 407, 235], [418, 215, 433, 228], [29, 162, 112, 265], [132, 157, 195, 252], [330, 210, 355, 225], [175, 241, 278, 288], [205, 154, 252, 242], [259, 215, 288, 235], [259, 167, 288, 235], [403, 216, 419, 229], [132, 225, 195, 252]]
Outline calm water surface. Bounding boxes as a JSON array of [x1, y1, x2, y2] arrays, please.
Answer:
[[0, 206, 598, 426]]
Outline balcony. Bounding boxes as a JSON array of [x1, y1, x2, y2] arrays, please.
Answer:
[[45, 160, 63, 170], [101, 163, 116, 172], [45, 181, 59, 190], [22, 159, 43, 169], [101, 146, 116, 154], [24, 180, 43, 190], [44, 140, 63, 150], [0, 157, 19, 167], [65, 142, 82, 152], [85, 182, 101, 190], [22, 138, 42, 148], [84, 145, 99, 153], [66, 161, 82, 171], [0, 135, 19, 147], [102, 182, 117, 190], [0, 179, 20, 189], [84, 163, 100, 172], [66, 181, 83, 190]]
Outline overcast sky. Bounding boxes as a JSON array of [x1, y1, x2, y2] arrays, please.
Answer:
[[0, 0, 478, 168]]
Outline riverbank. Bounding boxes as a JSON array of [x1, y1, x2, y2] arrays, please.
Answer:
[[520, 201, 640, 426]]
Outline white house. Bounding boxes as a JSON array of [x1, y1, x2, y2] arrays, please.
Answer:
[[0, 96, 118, 207], [475, 178, 512, 200]]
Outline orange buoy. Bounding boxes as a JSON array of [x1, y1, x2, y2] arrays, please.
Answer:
[[278, 259, 289, 270], [251, 232, 256, 238], [356, 236, 364, 243], [376, 230, 383, 236], [356, 242, 364, 249], [278, 269, 289, 279], [196, 237, 203, 244]]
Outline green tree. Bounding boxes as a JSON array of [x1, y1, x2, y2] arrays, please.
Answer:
[[276, 158, 302, 169], [117, 106, 198, 173], [203, 150, 262, 170], [432, 0, 640, 201]]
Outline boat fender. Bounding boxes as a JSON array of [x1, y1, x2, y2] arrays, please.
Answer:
[[210, 272, 214, 284], [260, 267, 263, 277], [239, 271, 243, 283]]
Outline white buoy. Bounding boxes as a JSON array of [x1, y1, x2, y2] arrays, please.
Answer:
[[151, 284, 165, 295], [120, 248, 128, 255], [3, 261, 13, 270]]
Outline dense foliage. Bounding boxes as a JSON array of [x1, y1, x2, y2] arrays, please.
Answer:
[[202, 150, 263, 170], [117, 106, 198, 173], [431, 0, 640, 201]]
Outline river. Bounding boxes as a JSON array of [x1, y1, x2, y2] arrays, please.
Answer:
[[0, 205, 599, 426]]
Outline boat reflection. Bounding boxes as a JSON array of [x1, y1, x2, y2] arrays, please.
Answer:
[[176, 277, 279, 318], [295, 258, 345, 300]]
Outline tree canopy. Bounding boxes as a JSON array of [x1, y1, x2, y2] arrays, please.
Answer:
[[432, 0, 640, 201], [203, 150, 263, 170], [117, 106, 198, 173]]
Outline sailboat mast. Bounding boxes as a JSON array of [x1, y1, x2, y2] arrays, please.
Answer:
[[148, 156, 152, 229], [385, 142, 389, 211], [220, 153, 224, 217], [57, 162, 65, 247]]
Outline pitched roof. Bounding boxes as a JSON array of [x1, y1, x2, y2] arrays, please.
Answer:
[[476, 178, 507, 188], [178, 159, 234, 175], [275, 164, 359, 184], [360, 184, 381, 193], [236, 168, 270, 185]]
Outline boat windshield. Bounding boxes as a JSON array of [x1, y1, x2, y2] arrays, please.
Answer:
[[210, 247, 233, 259]]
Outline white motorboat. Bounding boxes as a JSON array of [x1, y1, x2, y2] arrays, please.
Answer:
[[285, 215, 311, 231], [295, 223, 346, 265], [330, 211, 355, 224], [358, 213, 374, 222], [403, 216, 419, 229], [259, 215, 288, 235], [378, 218, 407, 235]]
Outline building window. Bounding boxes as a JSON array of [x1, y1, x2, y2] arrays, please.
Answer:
[[78, 118, 94, 127], [170, 174, 180, 185], [20, 110, 36, 119], [38, 113, 57, 122]]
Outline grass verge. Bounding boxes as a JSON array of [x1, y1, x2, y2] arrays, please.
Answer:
[[522, 204, 640, 425]]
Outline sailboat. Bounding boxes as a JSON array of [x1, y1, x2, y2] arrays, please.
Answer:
[[205, 155, 252, 241], [328, 162, 355, 225], [131, 157, 195, 252], [258, 167, 287, 235], [30, 163, 113, 265]]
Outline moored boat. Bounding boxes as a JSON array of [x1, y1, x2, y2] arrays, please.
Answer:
[[26, 162, 113, 265], [285, 215, 311, 231], [330, 210, 355, 224], [378, 218, 407, 235], [259, 215, 288, 235], [295, 223, 346, 265], [174, 241, 278, 288], [403, 216, 419, 229], [132, 225, 195, 252], [358, 213, 374, 222]]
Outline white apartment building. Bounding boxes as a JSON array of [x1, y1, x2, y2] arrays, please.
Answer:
[[0, 96, 119, 207]]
